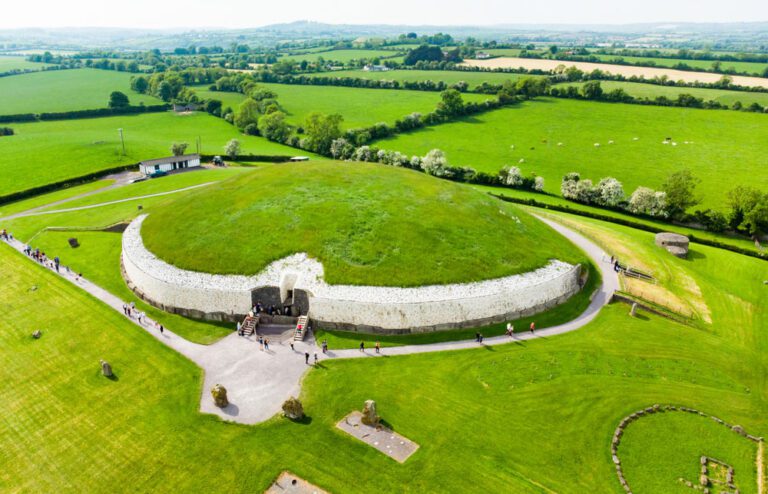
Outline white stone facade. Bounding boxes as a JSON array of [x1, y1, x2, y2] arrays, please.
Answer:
[[122, 215, 582, 332]]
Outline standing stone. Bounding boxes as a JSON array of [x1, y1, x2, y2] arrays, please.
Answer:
[[361, 400, 380, 426], [282, 397, 304, 420], [211, 384, 228, 408], [629, 303, 637, 317], [100, 359, 113, 377], [32, 330, 42, 339]]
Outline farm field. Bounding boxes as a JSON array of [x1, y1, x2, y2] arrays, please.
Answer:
[[195, 83, 492, 129], [462, 57, 768, 88], [280, 48, 403, 63], [2, 205, 766, 492], [378, 97, 768, 209], [141, 161, 587, 285], [0, 55, 54, 71], [0, 112, 305, 197], [554, 80, 768, 107], [0, 68, 162, 115], [308, 68, 534, 88], [480, 48, 524, 57], [589, 53, 768, 76]]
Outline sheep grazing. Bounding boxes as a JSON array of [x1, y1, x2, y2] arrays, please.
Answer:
[[510, 145, 515, 150], [662, 141, 669, 145], [518, 158, 525, 163], [557, 142, 563, 146], [608, 140, 614, 144], [632, 137, 639, 141], [671, 142, 678, 146], [594, 143, 600, 147]]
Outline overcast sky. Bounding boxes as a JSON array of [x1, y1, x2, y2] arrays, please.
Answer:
[[1, 0, 766, 29]]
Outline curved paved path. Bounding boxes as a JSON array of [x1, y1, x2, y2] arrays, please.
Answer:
[[2, 213, 618, 425]]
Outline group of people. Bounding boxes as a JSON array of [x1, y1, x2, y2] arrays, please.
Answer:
[[0, 229, 11, 241], [252, 301, 292, 317], [121, 301, 164, 333], [22, 244, 63, 273], [358, 341, 381, 353]]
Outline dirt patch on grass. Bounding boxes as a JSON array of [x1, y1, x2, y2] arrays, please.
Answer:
[[462, 58, 768, 88]]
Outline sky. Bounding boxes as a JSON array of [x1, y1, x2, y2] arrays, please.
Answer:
[[0, 0, 766, 29]]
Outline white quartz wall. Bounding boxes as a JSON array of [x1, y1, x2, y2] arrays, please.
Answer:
[[122, 215, 581, 330]]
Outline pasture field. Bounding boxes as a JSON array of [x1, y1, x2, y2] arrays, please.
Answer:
[[463, 57, 768, 88], [0, 112, 305, 197], [589, 53, 768, 76], [280, 49, 402, 63], [0, 55, 54, 71], [554, 80, 768, 107], [308, 68, 533, 88], [196, 83, 492, 129], [1, 204, 766, 492], [141, 161, 586, 285], [0, 68, 162, 115], [378, 97, 768, 209]]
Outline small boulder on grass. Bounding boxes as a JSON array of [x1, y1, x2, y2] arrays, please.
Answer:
[[361, 400, 380, 426], [282, 397, 304, 420], [32, 330, 42, 339], [100, 359, 112, 377], [211, 384, 228, 408]]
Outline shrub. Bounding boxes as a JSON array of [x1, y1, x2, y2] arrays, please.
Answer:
[[628, 187, 668, 218]]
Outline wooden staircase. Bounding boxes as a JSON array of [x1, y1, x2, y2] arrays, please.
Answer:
[[241, 315, 258, 336], [293, 316, 309, 341]]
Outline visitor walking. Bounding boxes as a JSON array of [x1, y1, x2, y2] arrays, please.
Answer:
[[475, 332, 481, 342], [53, 256, 60, 272], [237, 321, 242, 336], [506, 323, 514, 336], [122, 303, 129, 316], [322, 340, 328, 354], [375, 341, 381, 354], [305, 352, 310, 365], [137, 311, 145, 325], [258, 336, 264, 351], [290, 341, 294, 351], [264, 338, 269, 351], [478, 333, 484, 343], [158, 324, 164, 335], [359, 341, 365, 352], [314, 352, 318, 365], [529, 322, 535, 334]]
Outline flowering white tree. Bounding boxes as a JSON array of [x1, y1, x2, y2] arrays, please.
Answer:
[[224, 139, 240, 158], [561, 172, 581, 199], [421, 149, 449, 176], [596, 177, 625, 207], [499, 166, 523, 186], [628, 187, 668, 217], [410, 155, 422, 169], [574, 179, 595, 203], [534, 176, 545, 191], [330, 138, 349, 159], [354, 146, 373, 162]]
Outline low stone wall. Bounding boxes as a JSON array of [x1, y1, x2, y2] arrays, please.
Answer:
[[122, 215, 582, 332]]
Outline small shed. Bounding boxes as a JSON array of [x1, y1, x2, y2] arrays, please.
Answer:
[[139, 154, 201, 175], [655, 232, 689, 258]]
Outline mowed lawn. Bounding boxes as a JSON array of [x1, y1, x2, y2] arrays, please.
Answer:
[[0, 68, 162, 115], [0, 112, 305, 197], [554, 80, 768, 107], [378, 98, 768, 209], [308, 69, 534, 89], [196, 83, 494, 129], [1, 211, 765, 492]]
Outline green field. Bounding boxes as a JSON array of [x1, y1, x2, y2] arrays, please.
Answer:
[[0, 112, 307, 197], [2, 205, 766, 492], [280, 49, 403, 63], [0, 68, 162, 115], [554, 80, 768, 107], [590, 54, 768, 76], [0, 55, 54, 71], [142, 161, 586, 285], [481, 48, 524, 57], [378, 97, 768, 209], [196, 83, 493, 129], [309, 68, 533, 89]]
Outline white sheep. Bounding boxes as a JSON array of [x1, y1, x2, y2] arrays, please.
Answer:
[[608, 140, 614, 144], [594, 143, 600, 147], [557, 142, 563, 146], [672, 142, 678, 146], [518, 158, 525, 163], [662, 141, 669, 145], [632, 137, 639, 141]]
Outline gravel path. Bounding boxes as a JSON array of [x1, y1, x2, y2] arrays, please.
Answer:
[[2, 213, 618, 425]]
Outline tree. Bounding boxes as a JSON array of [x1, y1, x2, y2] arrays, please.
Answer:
[[130, 76, 149, 94], [108, 91, 130, 109], [404, 45, 444, 65], [596, 177, 625, 207], [662, 169, 700, 220], [581, 81, 603, 100], [234, 99, 261, 130], [170, 142, 188, 156], [205, 99, 222, 115], [304, 112, 343, 154], [257, 111, 290, 142], [224, 139, 241, 159], [436, 89, 464, 117], [549, 45, 558, 55], [728, 186, 768, 236], [420, 149, 449, 176], [561, 172, 581, 199], [628, 187, 668, 217], [499, 166, 523, 186]]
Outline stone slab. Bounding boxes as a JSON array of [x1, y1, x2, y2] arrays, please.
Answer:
[[336, 411, 419, 463], [264, 471, 328, 494]]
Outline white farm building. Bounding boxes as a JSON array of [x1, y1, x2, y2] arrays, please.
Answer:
[[139, 154, 201, 175]]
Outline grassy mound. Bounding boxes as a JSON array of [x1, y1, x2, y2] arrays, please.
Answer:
[[141, 161, 585, 286]]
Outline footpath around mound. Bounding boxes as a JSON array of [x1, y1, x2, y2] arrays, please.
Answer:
[[3, 214, 618, 425]]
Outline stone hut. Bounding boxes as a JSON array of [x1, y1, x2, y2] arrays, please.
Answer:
[[655, 232, 689, 258]]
